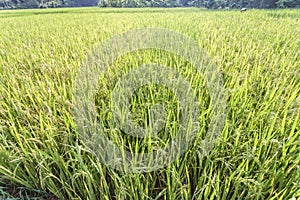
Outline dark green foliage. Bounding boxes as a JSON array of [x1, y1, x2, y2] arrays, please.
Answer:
[[98, 0, 300, 7], [0, 0, 97, 9], [73, 0, 98, 6], [0, 0, 299, 8]]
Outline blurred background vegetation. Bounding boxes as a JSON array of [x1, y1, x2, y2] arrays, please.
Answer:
[[0, 0, 299, 9]]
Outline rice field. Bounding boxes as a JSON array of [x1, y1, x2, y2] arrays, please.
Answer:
[[0, 7, 299, 199]]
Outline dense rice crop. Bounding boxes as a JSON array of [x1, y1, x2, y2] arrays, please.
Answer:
[[0, 7, 299, 199]]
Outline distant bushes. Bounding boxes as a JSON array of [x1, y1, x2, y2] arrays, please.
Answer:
[[0, 0, 299, 9], [98, 0, 300, 8], [0, 0, 98, 9]]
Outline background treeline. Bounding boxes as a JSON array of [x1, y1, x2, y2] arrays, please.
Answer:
[[99, 0, 300, 8], [0, 0, 300, 10], [0, 0, 98, 9]]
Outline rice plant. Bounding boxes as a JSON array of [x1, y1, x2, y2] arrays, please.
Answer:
[[0, 7, 299, 199]]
